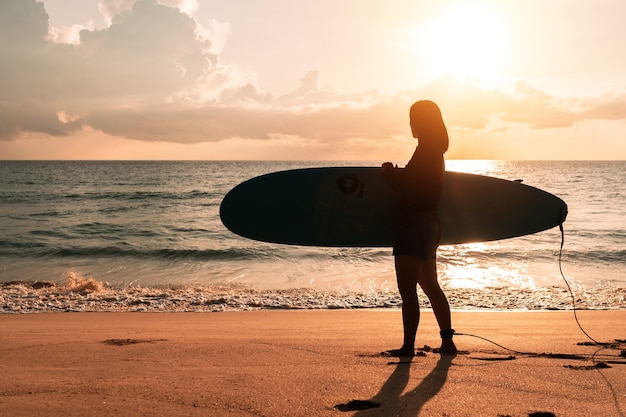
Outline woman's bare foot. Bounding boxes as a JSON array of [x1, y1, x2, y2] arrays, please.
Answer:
[[435, 338, 457, 354]]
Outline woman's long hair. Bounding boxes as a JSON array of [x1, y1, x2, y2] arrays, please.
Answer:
[[410, 100, 449, 153]]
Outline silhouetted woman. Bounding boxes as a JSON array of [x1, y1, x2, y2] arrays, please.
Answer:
[[381, 100, 456, 356]]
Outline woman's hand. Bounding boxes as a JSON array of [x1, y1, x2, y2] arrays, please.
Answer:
[[381, 162, 394, 172]]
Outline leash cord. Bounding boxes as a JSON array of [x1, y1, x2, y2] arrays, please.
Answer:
[[557, 220, 603, 346]]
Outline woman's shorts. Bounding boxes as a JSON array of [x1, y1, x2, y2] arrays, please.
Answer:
[[392, 209, 440, 260]]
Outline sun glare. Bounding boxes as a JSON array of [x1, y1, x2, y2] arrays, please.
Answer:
[[416, 4, 509, 83]]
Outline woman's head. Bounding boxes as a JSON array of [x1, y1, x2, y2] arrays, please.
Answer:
[[409, 100, 449, 153]]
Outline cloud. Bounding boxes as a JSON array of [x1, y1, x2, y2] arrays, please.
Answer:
[[0, 0, 48, 49], [1, 0, 223, 140], [158, 0, 199, 16], [2, 0, 626, 152], [579, 89, 626, 121], [98, 0, 135, 25], [418, 76, 626, 132]]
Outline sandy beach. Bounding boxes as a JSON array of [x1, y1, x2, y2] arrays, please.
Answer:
[[1, 310, 624, 417]]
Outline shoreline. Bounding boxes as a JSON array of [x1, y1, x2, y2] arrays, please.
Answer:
[[2, 279, 625, 313], [1, 310, 625, 416]]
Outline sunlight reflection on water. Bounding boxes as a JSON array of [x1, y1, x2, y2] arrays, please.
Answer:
[[447, 159, 501, 176], [439, 161, 561, 290], [438, 241, 541, 290]]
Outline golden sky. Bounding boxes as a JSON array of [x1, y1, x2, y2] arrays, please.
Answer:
[[1, 0, 626, 160]]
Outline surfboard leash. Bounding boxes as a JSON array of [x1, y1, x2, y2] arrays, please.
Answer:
[[454, 213, 609, 354], [557, 216, 604, 347], [453, 216, 625, 417]]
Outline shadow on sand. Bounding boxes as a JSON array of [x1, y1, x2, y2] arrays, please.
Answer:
[[350, 353, 455, 416]]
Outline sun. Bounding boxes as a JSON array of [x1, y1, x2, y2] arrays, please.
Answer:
[[414, 4, 509, 83]]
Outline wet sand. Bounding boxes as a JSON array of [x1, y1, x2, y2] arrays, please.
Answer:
[[1, 310, 624, 416]]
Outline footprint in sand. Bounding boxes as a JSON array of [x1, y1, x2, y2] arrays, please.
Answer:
[[102, 338, 167, 346], [334, 400, 381, 412]]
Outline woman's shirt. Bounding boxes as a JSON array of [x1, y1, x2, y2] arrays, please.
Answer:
[[382, 147, 445, 212]]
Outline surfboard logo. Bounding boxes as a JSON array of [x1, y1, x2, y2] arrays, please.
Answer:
[[336, 174, 364, 198]]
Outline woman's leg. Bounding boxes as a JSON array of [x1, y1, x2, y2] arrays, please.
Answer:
[[393, 255, 423, 355], [418, 258, 457, 353]]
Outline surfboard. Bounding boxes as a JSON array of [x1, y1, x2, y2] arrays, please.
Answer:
[[219, 167, 568, 247]]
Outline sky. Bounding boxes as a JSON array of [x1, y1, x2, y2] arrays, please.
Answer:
[[1, 0, 626, 160]]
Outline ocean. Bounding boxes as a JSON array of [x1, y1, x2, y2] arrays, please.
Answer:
[[0, 160, 624, 312]]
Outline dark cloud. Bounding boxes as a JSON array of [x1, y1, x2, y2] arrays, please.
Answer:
[[0, 0, 48, 50], [80, 98, 408, 144]]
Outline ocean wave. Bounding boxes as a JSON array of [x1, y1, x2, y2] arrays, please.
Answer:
[[60, 190, 216, 201], [3, 238, 624, 267], [561, 249, 626, 265], [17, 246, 281, 262], [2, 277, 624, 313], [1, 190, 218, 206]]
